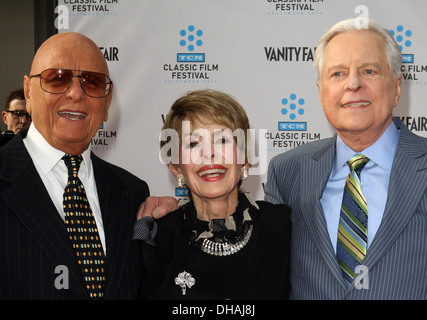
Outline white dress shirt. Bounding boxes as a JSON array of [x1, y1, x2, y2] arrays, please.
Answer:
[[23, 124, 107, 254]]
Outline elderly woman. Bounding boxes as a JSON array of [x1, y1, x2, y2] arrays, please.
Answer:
[[141, 89, 291, 299]]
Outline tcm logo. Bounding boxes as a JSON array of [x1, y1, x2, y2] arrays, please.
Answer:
[[177, 25, 205, 62], [279, 93, 307, 131], [175, 187, 188, 197], [278, 122, 307, 131], [390, 25, 413, 63]]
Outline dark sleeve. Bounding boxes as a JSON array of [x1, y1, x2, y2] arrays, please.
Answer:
[[276, 203, 292, 299], [256, 201, 292, 299], [133, 216, 157, 246]]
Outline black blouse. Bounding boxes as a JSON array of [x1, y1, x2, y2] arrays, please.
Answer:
[[140, 193, 291, 300]]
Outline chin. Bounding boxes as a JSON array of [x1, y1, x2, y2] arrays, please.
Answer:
[[202, 191, 228, 199], [58, 134, 90, 148], [201, 187, 237, 199], [336, 116, 370, 130]]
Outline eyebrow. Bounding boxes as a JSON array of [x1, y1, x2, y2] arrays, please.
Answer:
[[327, 62, 382, 72]]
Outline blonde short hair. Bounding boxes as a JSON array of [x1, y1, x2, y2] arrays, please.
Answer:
[[161, 89, 250, 164]]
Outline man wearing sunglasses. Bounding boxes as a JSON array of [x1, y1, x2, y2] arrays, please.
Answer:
[[0, 88, 31, 146], [0, 32, 150, 299]]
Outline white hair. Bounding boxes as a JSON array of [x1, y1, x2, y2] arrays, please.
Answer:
[[314, 18, 402, 81]]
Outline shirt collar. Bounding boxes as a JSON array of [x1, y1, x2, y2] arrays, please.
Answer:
[[334, 121, 400, 175], [24, 124, 92, 175]]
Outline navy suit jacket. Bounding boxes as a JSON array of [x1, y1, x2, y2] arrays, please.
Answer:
[[265, 118, 427, 299], [0, 130, 149, 299]]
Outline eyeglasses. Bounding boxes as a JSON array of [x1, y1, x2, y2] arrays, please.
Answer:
[[30, 68, 113, 98], [6, 110, 32, 121]]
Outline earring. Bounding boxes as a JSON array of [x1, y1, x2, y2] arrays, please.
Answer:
[[177, 176, 185, 188], [241, 168, 248, 181]]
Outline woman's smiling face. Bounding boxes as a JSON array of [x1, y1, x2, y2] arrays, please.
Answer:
[[170, 121, 247, 203]]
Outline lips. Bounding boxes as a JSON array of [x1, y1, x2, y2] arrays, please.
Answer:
[[197, 165, 227, 181], [58, 111, 87, 121], [341, 101, 371, 108]]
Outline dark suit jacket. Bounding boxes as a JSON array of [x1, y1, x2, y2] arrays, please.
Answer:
[[265, 118, 427, 299], [0, 130, 150, 299]]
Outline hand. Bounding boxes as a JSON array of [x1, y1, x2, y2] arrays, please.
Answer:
[[137, 196, 178, 220]]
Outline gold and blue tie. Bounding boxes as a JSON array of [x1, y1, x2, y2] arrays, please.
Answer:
[[337, 154, 369, 288], [63, 154, 106, 299]]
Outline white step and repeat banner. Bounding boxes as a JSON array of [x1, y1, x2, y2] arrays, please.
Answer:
[[57, 0, 427, 200]]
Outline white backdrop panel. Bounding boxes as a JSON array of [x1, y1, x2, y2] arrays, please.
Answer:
[[58, 0, 427, 200]]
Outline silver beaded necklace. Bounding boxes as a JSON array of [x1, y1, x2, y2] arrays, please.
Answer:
[[199, 224, 253, 256], [182, 193, 258, 256]]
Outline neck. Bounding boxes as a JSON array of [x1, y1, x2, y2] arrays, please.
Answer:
[[337, 119, 392, 152], [35, 126, 89, 156], [52, 141, 88, 156], [192, 189, 239, 221], [338, 133, 375, 152]]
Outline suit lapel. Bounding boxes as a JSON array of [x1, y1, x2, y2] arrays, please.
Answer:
[[299, 136, 346, 286], [91, 153, 134, 299], [363, 119, 427, 271], [0, 136, 88, 299]]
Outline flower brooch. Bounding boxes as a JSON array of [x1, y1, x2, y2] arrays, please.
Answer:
[[175, 271, 195, 295]]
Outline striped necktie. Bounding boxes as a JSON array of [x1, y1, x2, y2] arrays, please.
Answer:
[[336, 154, 370, 288], [62, 154, 106, 299]]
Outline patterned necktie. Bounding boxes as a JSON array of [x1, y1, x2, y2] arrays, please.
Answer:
[[336, 154, 370, 288], [62, 154, 106, 299]]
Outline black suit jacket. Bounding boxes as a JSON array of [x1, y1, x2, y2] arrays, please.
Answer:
[[0, 130, 150, 299]]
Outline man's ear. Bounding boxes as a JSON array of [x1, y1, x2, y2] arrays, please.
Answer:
[[104, 83, 113, 122], [316, 80, 324, 108], [23, 75, 32, 114], [2, 111, 8, 126], [393, 74, 402, 108]]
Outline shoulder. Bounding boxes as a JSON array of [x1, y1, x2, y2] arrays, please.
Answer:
[[398, 119, 427, 145], [255, 200, 291, 230], [90, 152, 149, 195], [268, 137, 335, 178], [154, 208, 184, 243], [157, 207, 183, 226], [256, 200, 291, 216], [0, 131, 33, 183], [394, 117, 427, 155], [91, 152, 141, 180], [251, 200, 292, 253], [269, 137, 335, 166]]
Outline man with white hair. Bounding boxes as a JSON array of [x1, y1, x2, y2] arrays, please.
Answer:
[[265, 18, 427, 299]]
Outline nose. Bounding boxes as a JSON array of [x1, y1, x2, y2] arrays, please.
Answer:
[[201, 140, 216, 161], [345, 71, 362, 91], [65, 76, 85, 100], [18, 115, 28, 124], [198, 138, 221, 166]]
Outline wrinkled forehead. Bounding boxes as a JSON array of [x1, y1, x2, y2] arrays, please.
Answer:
[[31, 33, 109, 75]]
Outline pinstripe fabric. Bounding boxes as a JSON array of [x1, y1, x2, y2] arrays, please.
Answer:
[[264, 118, 427, 300], [0, 130, 149, 299]]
